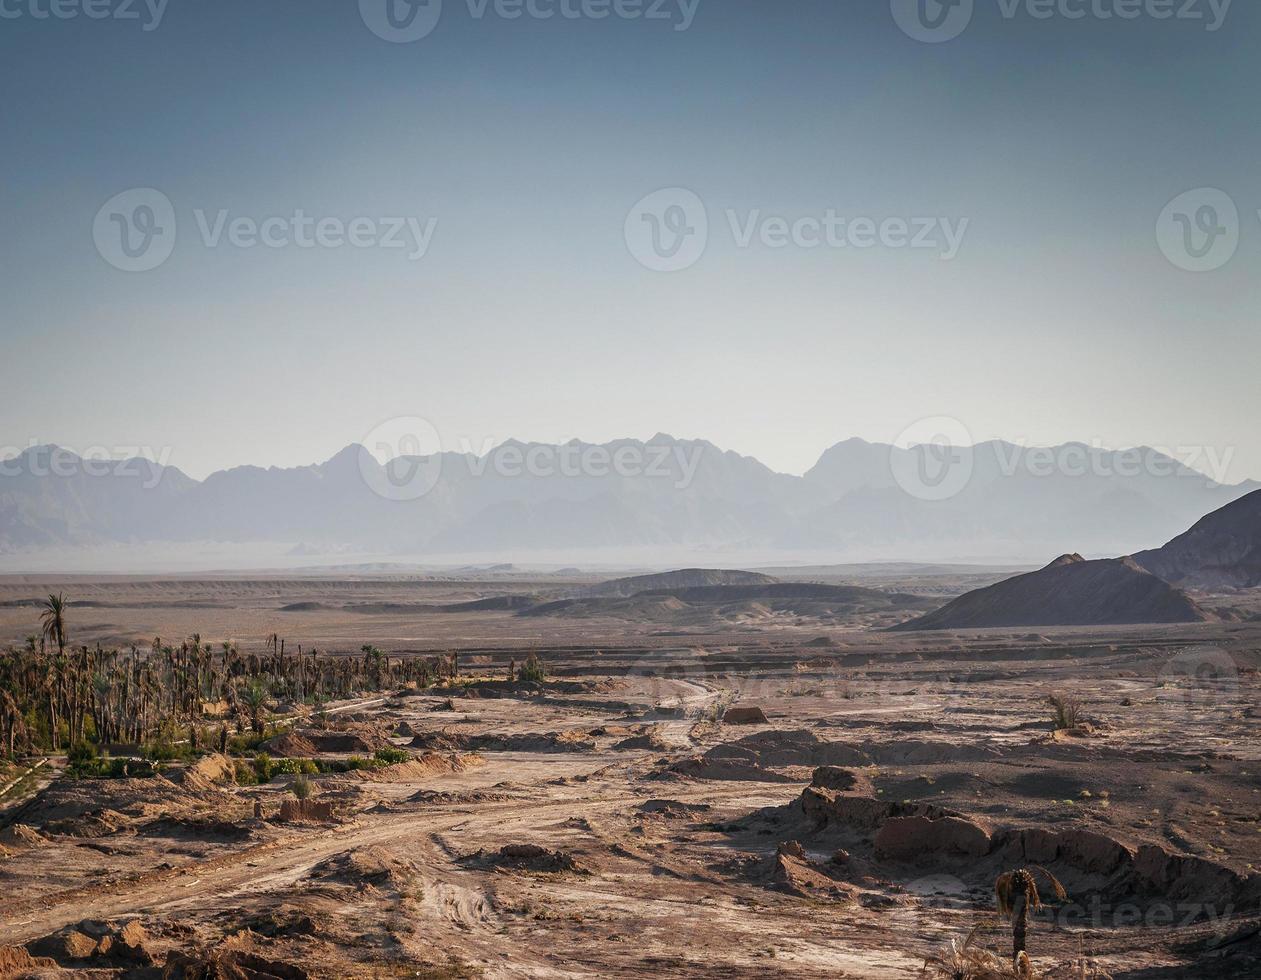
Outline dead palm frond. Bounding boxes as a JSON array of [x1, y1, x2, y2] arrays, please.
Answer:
[[921, 925, 1028, 979]]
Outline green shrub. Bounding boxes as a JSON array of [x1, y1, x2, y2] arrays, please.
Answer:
[[253, 752, 274, 783], [292, 774, 312, 801], [67, 755, 156, 780], [518, 651, 545, 683], [322, 756, 384, 774], [67, 741, 99, 765], [374, 747, 410, 766], [233, 760, 258, 786], [143, 738, 192, 762], [272, 757, 319, 776]]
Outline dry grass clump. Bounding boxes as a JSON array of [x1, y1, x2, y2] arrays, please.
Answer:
[[920, 928, 1115, 980]]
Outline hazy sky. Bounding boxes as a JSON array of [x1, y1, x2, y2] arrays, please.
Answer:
[[3, 0, 1259, 481]]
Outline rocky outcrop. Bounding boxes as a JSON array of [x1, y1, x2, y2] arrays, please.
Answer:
[[875, 814, 993, 861]]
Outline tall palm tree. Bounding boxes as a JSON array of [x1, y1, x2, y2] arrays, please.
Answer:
[[39, 593, 67, 656]]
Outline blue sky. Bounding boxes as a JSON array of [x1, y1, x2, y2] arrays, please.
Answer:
[[2, 0, 1258, 480]]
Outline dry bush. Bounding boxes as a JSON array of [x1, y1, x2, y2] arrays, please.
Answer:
[[921, 927, 1114, 980], [1046, 693, 1084, 730]]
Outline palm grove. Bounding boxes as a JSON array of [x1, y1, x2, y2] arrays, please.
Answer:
[[0, 593, 456, 759]]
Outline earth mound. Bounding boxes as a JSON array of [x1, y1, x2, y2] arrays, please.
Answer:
[[28, 919, 153, 966], [468, 843, 589, 875], [893, 554, 1214, 630], [582, 567, 780, 598], [164, 946, 310, 979], [723, 705, 769, 725], [310, 846, 418, 889]]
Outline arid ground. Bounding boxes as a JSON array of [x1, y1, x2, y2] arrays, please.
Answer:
[[1, 573, 1259, 978]]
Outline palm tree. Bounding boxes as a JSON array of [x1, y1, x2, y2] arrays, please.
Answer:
[[39, 593, 67, 656], [239, 680, 269, 736], [995, 866, 1067, 971]]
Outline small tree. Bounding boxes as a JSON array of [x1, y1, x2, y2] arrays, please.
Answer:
[[996, 866, 1066, 970]]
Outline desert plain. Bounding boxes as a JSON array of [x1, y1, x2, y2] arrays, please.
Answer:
[[0, 569, 1258, 978]]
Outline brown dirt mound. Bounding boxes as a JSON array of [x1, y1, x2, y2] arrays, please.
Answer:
[[241, 905, 322, 939], [470, 843, 588, 874], [662, 755, 799, 783], [139, 816, 254, 841], [639, 799, 713, 818], [25, 771, 231, 836], [0, 945, 56, 975], [261, 732, 318, 758], [28, 919, 152, 966], [174, 753, 237, 789], [614, 727, 674, 751], [310, 845, 418, 889], [337, 752, 482, 782], [406, 789, 514, 805], [769, 841, 855, 899], [810, 766, 868, 793], [723, 706, 770, 725], [275, 799, 336, 823], [0, 823, 47, 848], [411, 730, 596, 753], [163, 947, 309, 979]]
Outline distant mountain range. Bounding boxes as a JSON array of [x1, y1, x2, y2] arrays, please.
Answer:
[[1, 437, 1256, 565]]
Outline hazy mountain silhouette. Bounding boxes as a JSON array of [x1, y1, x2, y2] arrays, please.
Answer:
[[1, 437, 1255, 563]]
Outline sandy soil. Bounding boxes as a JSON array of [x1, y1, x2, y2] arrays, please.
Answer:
[[1, 578, 1259, 978]]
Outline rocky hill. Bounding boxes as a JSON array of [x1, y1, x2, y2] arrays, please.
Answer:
[[1133, 489, 1261, 590], [892, 554, 1214, 631]]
